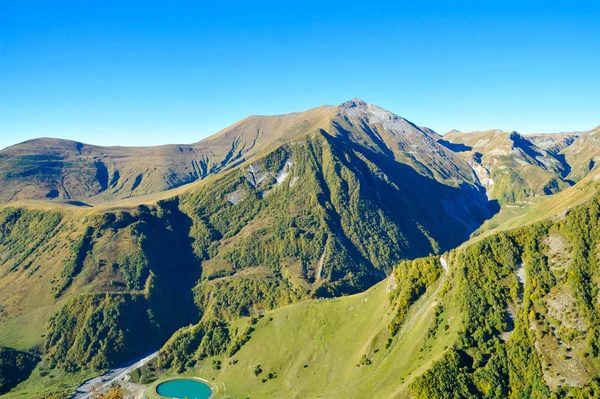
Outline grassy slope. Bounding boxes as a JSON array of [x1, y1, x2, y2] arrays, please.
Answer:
[[2, 366, 96, 399], [145, 191, 600, 399], [1, 104, 596, 398], [0, 170, 597, 398], [561, 125, 600, 182], [144, 268, 460, 399], [0, 124, 486, 398], [0, 209, 132, 351], [0, 106, 337, 205]]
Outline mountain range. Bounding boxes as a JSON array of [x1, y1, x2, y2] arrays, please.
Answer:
[[1, 99, 600, 399]]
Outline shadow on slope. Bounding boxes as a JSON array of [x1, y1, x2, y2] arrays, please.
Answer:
[[329, 130, 497, 250]]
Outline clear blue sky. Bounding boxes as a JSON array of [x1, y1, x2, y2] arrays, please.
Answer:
[[1, 1, 599, 150]]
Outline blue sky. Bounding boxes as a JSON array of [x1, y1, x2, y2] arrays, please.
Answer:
[[1, 1, 599, 150]]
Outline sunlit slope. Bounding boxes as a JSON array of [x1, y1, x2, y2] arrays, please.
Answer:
[[147, 268, 460, 399], [0, 201, 201, 355], [0, 100, 495, 389], [0, 106, 336, 205], [561, 125, 600, 182], [441, 129, 571, 203], [0, 99, 499, 398], [472, 166, 600, 241], [0, 99, 485, 207], [525, 133, 579, 155]]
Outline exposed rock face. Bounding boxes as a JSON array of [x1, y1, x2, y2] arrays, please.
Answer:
[[385, 273, 398, 293], [334, 99, 478, 187], [439, 129, 575, 203]]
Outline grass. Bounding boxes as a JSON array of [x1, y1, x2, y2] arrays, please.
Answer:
[[0, 302, 63, 350], [1, 118, 598, 398], [1, 363, 95, 399], [146, 275, 460, 399]]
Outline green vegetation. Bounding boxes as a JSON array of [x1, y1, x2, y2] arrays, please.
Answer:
[[0, 347, 38, 394], [54, 225, 94, 297], [388, 256, 442, 335], [410, 195, 600, 398], [3, 102, 600, 398], [157, 271, 459, 398], [0, 207, 61, 273], [141, 131, 491, 377], [44, 293, 162, 371], [131, 194, 600, 399], [441, 130, 573, 205], [410, 349, 473, 398], [118, 250, 150, 290]]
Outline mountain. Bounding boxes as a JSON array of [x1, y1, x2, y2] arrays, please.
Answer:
[[525, 132, 580, 155], [1, 99, 599, 399], [0, 99, 499, 398], [0, 100, 481, 207], [134, 191, 600, 398], [439, 129, 572, 203], [561, 125, 600, 182], [0, 105, 334, 204]]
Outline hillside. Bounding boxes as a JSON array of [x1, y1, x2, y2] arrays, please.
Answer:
[[0, 106, 335, 205], [561, 125, 600, 182], [1, 100, 599, 398], [127, 192, 600, 399], [440, 129, 573, 203], [525, 133, 580, 155]]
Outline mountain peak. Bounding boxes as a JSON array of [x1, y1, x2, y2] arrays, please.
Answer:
[[340, 98, 369, 108], [338, 98, 403, 123]]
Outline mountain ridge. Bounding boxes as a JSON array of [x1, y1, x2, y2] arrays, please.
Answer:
[[0, 99, 482, 206]]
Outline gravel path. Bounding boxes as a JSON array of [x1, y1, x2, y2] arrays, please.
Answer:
[[72, 351, 159, 399]]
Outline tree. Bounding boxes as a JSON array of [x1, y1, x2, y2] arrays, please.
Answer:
[[90, 386, 123, 399]]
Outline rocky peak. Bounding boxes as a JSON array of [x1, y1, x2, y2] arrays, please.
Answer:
[[339, 98, 401, 122]]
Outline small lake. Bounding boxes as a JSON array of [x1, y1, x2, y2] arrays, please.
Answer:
[[156, 378, 213, 399]]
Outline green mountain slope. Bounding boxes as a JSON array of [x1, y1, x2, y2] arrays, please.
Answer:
[[3, 100, 597, 398], [130, 192, 600, 399]]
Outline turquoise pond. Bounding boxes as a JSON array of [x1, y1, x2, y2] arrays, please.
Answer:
[[156, 379, 212, 399]]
